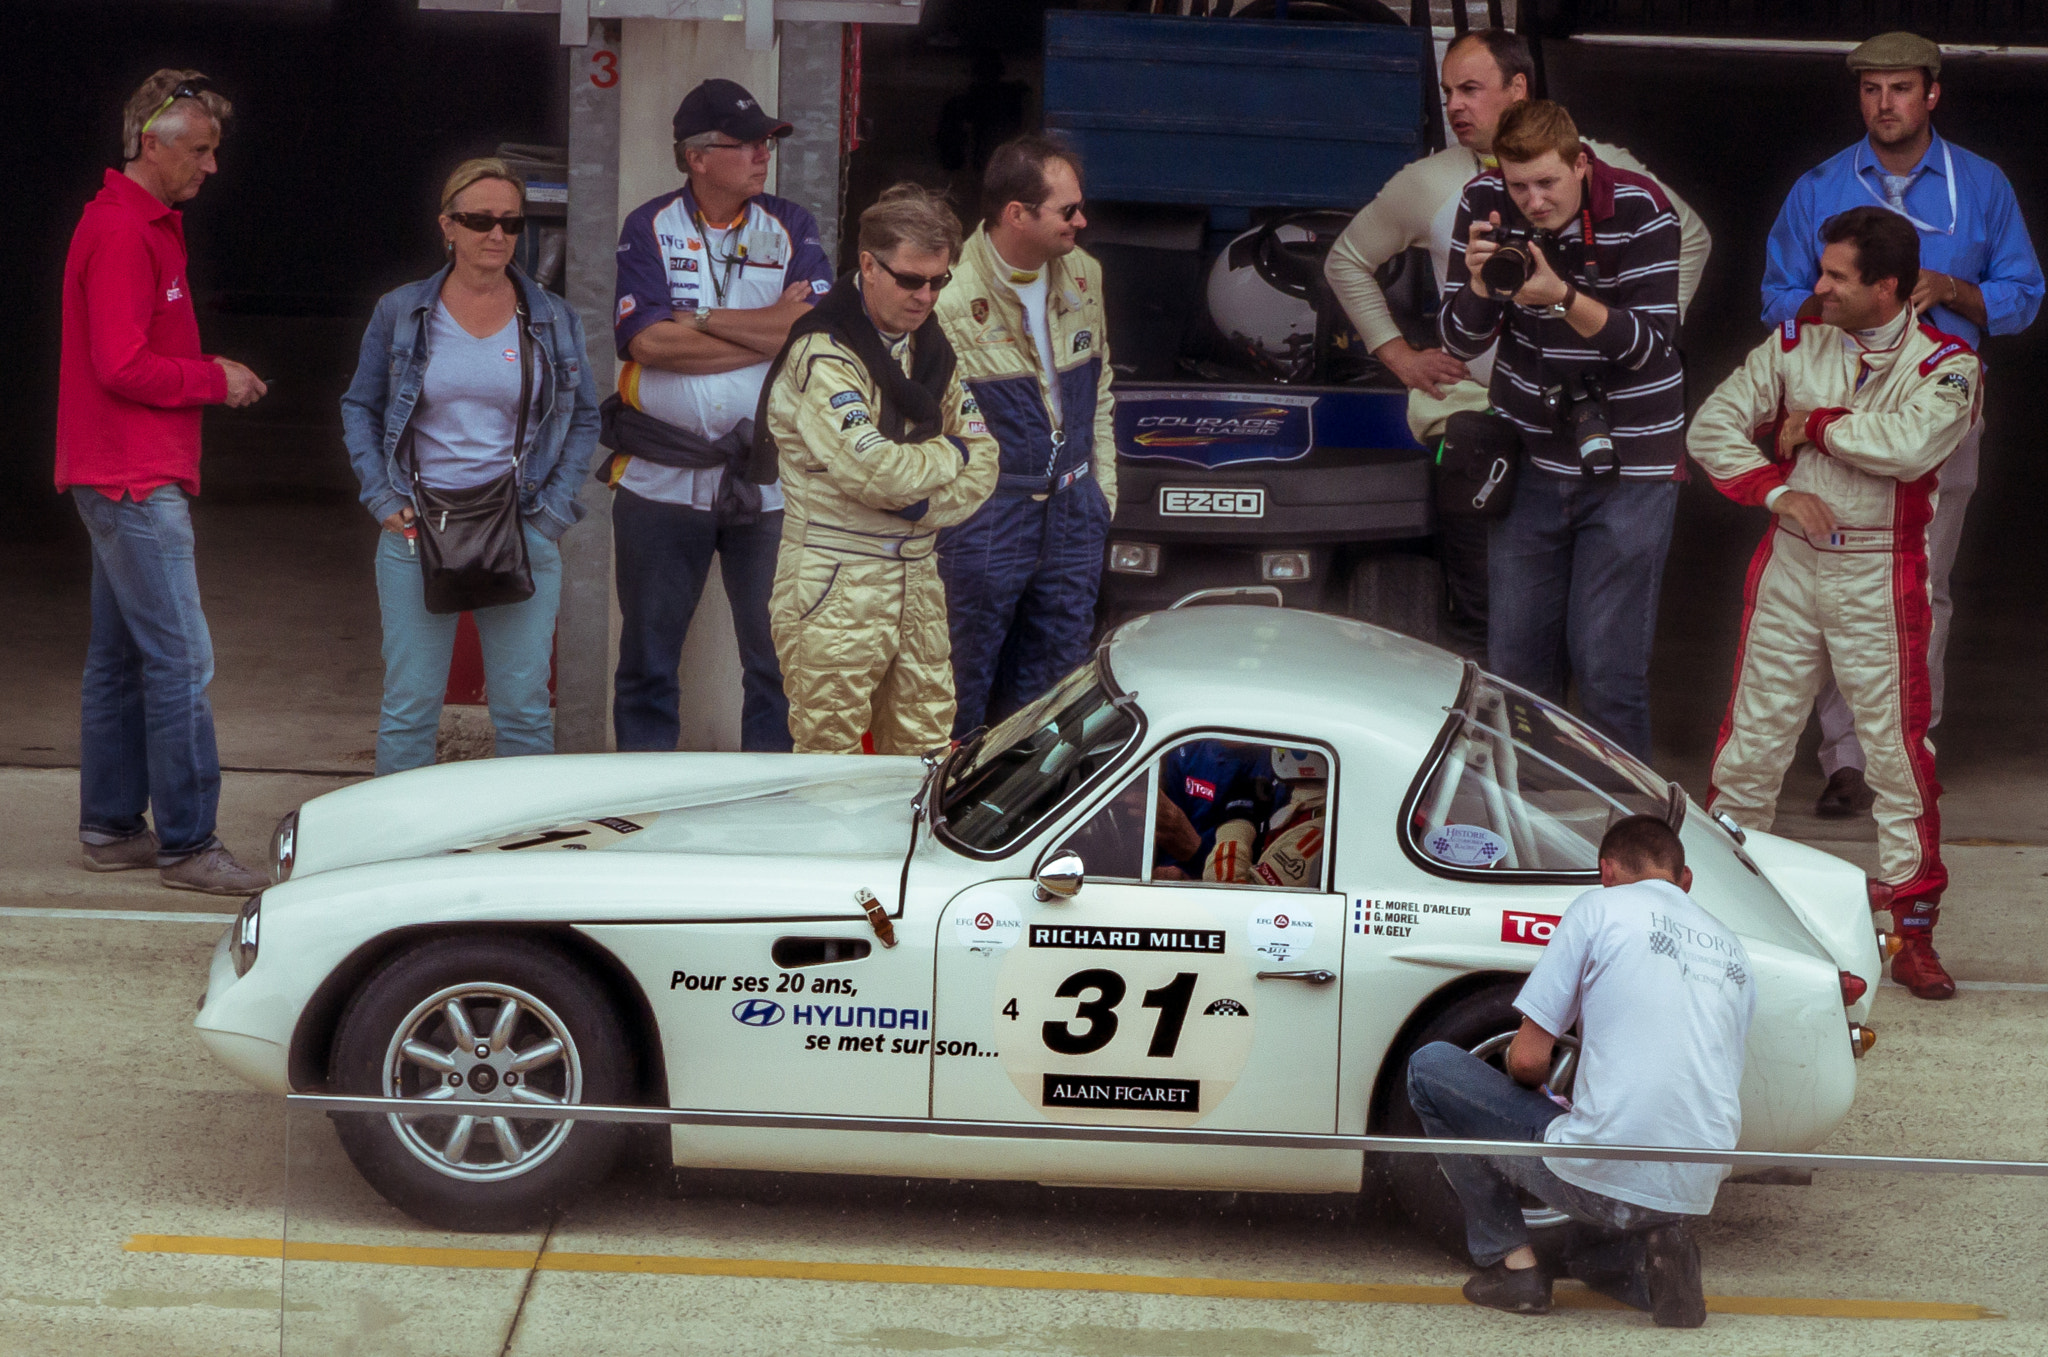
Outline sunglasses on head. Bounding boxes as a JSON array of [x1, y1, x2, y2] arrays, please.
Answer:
[[139, 79, 217, 138], [447, 212, 528, 236], [872, 258, 952, 294]]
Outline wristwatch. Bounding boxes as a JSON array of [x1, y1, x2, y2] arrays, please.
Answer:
[[1544, 285, 1577, 321], [690, 306, 713, 332]]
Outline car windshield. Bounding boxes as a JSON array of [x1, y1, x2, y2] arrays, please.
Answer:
[[1409, 671, 1672, 874], [940, 664, 1141, 854]]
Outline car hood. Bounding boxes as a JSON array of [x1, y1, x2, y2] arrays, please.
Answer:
[[290, 753, 927, 877]]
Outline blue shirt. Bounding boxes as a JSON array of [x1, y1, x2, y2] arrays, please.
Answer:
[[1156, 741, 1279, 875], [1762, 131, 2044, 350]]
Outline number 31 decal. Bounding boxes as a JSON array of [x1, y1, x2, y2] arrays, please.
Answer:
[[1037, 969, 1197, 1058]]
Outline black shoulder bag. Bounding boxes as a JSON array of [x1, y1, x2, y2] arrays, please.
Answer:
[[1434, 408, 1522, 520], [411, 299, 537, 615]]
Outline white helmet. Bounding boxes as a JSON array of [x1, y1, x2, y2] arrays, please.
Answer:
[[1271, 747, 1328, 781], [1205, 223, 1319, 376]]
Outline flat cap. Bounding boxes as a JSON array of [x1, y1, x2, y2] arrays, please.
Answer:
[[1847, 31, 1942, 79]]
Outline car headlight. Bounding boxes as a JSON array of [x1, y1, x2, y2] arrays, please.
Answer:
[[1107, 541, 1160, 576], [229, 894, 261, 977], [1260, 550, 1311, 582], [271, 810, 298, 882]]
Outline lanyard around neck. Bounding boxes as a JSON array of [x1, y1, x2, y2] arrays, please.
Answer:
[[1861, 140, 1957, 236], [694, 205, 748, 306]]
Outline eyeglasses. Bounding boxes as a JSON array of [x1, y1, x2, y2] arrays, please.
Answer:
[[139, 79, 216, 138], [704, 138, 773, 155], [1038, 199, 1085, 223], [871, 258, 953, 294], [447, 212, 528, 236]]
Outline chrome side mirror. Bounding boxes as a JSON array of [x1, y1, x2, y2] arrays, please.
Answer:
[[1712, 810, 1746, 844], [1034, 851, 1085, 902]]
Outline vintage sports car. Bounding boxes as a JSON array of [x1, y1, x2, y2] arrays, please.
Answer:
[[197, 606, 1883, 1245]]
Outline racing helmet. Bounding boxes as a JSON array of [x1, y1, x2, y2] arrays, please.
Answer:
[[1271, 747, 1328, 781], [1204, 213, 1350, 378]]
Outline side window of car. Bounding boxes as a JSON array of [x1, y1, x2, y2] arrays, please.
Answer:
[[1052, 765, 1152, 882], [1150, 737, 1333, 891]]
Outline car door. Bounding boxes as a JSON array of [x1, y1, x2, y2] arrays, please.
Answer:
[[932, 733, 1353, 1190]]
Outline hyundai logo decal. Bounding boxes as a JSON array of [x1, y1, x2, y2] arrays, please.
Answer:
[[732, 999, 785, 1027]]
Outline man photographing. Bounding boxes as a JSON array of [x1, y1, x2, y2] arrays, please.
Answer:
[[1439, 100, 1686, 761], [1325, 30, 1707, 652], [1407, 816, 1754, 1327]]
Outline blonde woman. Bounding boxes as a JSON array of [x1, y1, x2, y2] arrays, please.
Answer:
[[342, 159, 601, 774]]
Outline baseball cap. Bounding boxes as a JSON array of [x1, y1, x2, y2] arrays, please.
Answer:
[[672, 79, 793, 143], [1846, 31, 1942, 80]]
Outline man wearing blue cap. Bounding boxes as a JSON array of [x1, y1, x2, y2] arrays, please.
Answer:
[[608, 79, 835, 752]]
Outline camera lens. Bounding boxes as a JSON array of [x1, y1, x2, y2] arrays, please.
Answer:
[[1481, 246, 1532, 295]]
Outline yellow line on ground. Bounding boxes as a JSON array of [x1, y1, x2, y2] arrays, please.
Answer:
[[122, 1235, 1995, 1321]]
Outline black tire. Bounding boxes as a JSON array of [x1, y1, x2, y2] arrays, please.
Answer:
[[1346, 550, 1445, 646], [328, 935, 633, 1232], [1378, 981, 1574, 1263]]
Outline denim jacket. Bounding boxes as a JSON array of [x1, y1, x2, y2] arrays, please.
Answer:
[[341, 266, 602, 541]]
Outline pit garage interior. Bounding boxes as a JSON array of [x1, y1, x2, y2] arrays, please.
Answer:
[[9, 2, 2048, 1350]]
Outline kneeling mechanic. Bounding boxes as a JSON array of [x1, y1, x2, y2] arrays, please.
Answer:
[[1406, 815, 1755, 1328], [755, 184, 997, 754]]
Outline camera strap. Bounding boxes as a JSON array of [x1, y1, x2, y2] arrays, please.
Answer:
[[1577, 207, 1600, 287]]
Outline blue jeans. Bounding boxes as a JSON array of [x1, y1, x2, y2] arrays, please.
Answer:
[[1487, 473, 1679, 761], [374, 522, 562, 775], [72, 486, 221, 860], [612, 489, 790, 753], [1406, 1042, 1687, 1276]]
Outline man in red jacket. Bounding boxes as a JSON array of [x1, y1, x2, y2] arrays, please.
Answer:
[[57, 70, 269, 894]]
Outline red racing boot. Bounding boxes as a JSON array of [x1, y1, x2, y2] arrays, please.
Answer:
[[1891, 903, 1956, 1001]]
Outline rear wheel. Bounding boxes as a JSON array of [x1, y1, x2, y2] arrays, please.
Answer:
[[1346, 550, 1444, 646], [328, 936, 633, 1232], [1378, 982, 1580, 1262]]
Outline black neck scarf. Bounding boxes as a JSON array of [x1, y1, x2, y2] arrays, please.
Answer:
[[747, 272, 957, 484]]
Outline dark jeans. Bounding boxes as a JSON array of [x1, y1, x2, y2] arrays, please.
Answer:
[[71, 486, 221, 861], [1487, 472, 1679, 761], [612, 488, 790, 753], [1406, 1042, 1687, 1279]]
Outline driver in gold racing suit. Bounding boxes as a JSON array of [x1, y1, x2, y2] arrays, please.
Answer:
[[1205, 747, 1329, 888]]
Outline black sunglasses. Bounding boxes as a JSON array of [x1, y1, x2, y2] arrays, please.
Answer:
[[1038, 199, 1085, 223], [139, 80, 218, 138], [872, 258, 952, 294], [447, 212, 528, 236]]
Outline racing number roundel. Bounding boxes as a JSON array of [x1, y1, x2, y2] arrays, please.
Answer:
[[996, 897, 1256, 1126]]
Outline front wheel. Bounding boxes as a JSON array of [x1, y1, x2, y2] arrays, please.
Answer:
[[1377, 982, 1579, 1262], [328, 936, 633, 1232]]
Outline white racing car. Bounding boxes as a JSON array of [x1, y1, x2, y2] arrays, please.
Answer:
[[197, 606, 1883, 1244]]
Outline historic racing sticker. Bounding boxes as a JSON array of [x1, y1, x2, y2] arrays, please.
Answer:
[[1247, 908, 1314, 962], [997, 897, 1255, 1127], [1424, 823, 1509, 868]]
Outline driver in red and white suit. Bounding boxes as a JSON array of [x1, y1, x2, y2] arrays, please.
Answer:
[[1688, 206, 1978, 1000]]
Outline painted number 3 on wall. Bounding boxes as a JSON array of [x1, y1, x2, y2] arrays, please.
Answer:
[[589, 50, 619, 88]]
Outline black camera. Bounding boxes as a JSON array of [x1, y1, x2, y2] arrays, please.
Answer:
[[1479, 224, 1544, 295], [1544, 373, 1619, 477]]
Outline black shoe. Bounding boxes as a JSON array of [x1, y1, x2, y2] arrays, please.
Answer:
[[1462, 1260, 1552, 1315], [1815, 767, 1876, 819], [1642, 1223, 1706, 1328]]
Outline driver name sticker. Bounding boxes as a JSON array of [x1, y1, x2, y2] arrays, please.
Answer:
[[1247, 909, 1314, 962], [1029, 925, 1225, 953], [952, 900, 1023, 952], [1425, 822, 1509, 868], [1043, 1074, 1197, 1112], [997, 897, 1254, 1127]]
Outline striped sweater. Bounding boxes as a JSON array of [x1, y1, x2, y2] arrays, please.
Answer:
[[1439, 152, 1686, 478]]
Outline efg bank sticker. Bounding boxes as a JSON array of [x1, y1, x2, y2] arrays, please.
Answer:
[[1426, 822, 1509, 868], [1248, 909, 1314, 962], [951, 900, 1023, 952]]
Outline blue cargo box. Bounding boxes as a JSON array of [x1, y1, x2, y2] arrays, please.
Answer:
[[1043, 10, 1431, 210]]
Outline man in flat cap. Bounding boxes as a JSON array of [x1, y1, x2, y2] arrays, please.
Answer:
[[1759, 32, 2043, 999], [608, 79, 834, 753]]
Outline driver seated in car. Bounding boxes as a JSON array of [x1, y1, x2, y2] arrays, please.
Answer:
[[1206, 747, 1326, 887], [1152, 740, 1276, 880]]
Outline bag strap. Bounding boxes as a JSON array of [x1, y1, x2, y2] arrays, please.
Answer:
[[512, 297, 533, 471]]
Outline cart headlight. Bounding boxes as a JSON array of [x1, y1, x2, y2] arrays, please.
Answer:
[[230, 895, 261, 977], [1107, 541, 1160, 576], [1260, 551, 1311, 582], [271, 810, 298, 882]]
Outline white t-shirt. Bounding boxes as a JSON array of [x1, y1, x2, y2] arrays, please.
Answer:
[[992, 245, 1064, 428], [1515, 878, 1757, 1215]]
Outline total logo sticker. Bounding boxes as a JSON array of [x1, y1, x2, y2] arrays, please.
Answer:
[[952, 899, 1023, 952], [1501, 910, 1562, 945], [1248, 908, 1314, 963]]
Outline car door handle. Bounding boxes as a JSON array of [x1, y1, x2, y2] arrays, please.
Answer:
[[1256, 969, 1336, 984]]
